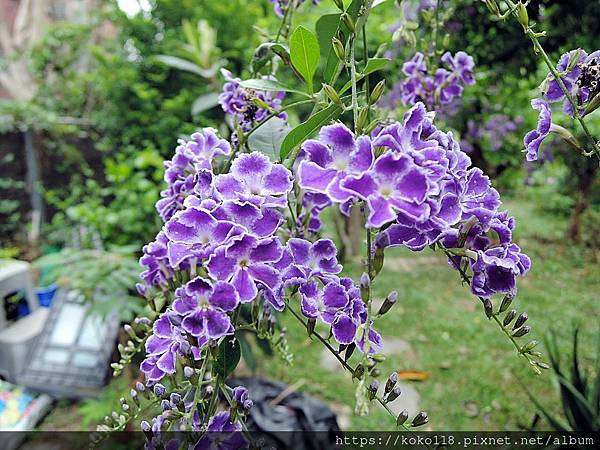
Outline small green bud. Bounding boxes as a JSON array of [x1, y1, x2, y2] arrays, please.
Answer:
[[442, 33, 450, 49], [535, 361, 551, 370], [512, 326, 531, 338], [353, 364, 365, 379], [332, 37, 346, 61], [521, 340, 539, 353], [370, 353, 386, 363], [370, 80, 386, 104], [341, 13, 355, 33], [397, 409, 409, 426], [503, 309, 517, 327], [517, 2, 529, 30], [252, 97, 272, 111], [360, 272, 370, 301], [484, 0, 500, 15], [357, 107, 369, 131], [322, 83, 342, 105], [499, 295, 513, 313], [373, 246, 385, 275]]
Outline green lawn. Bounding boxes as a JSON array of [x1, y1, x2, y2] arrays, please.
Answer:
[[39, 196, 599, 431], [258, 196, 600, 431]]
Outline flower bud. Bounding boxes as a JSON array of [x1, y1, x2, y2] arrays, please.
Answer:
[[307, 318, 316, 335], [184, 366, 194, 379], [484, 0, 500, 15], [161, 399, 171, 411], [535, 361, 550, 370], [378, 291, 398, 315], [341, 13, 355, 33], [154, 384, 166, 397], [141, 420, 152, 438], [483, 299, 493, 319], [170, 393, 182, 405], [373, 246, 385, 275], [513, 312, 528, 330], [322, 83, 342, 106], [368, 380, 379, 400], [252, 97, 272, 111], [397, 409, 409, 426], [360, 272, 370, 301], [370, 80, 385, 104], [411, 411, 429, 427], [332, 37, 345, 61], [503, 309, 517, 327], [521, 340, 539, 353], [385, 372, 398, 394], [499, 295, 513, 313], [135, 316, 152, 327], [353, 364, 365, 379], [135, 283, 147, 297], [135, 382, 145, 392], [345, 342, 356, 361], [386, 385, 402, 402], [130, 389, 139, 406], [517, 2, 529, 30], [512, 326, 530, 338]]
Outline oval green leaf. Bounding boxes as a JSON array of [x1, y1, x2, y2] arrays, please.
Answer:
[[280, 103, 342, 160], [214, 336, 241, 379], [290, 25, 320, 92]]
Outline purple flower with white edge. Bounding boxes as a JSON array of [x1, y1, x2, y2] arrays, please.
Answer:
[[219, 69, 286, 131], [163, 207, 246, 268], [194, 411, 245, 450], [278, 238, 342, 287], [207, 234, 284, 307], [523, 99, 552, 162], [232, 386, 253, 411], [175, 277, 238, 341], [343, 150, 435, 228], [299, 280, 358, 345], [471, 244, 532, 298], [141, 311, 199, 383], [215, 152, 293, 209], [441, 51, 475, 86], [269, 0, 320, 17], [140, 231, 174, 289], [298, 123, 374, 203]]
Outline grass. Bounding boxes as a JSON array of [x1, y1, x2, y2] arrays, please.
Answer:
[[39, 196, 599, 431], [257, 196, 600, 431]]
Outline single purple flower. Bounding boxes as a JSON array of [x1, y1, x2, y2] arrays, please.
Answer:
[[297, 123, 374, 203], [524, 98, 552, 162], [277, 237, 342, 287], [175, 277, 238, 341], [215, 152, 293, 209], [207, 234, 284, 306], [232, 386, 253, 410], [343, 150, 434, 228], [471, 244, 531, 298]]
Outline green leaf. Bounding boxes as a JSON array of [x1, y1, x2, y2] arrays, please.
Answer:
[[248, 117, 291, 161], [214, 336, 241, 379], [154, 55, 213, 78], [289, 25, 320, 92], [316, 14, 341, 63], [240, 79, 310, 97], [324, 0, 362, 83], [238, 333, 257, 373], [280, 103, 342, 160], [191, 92, 220, 115]]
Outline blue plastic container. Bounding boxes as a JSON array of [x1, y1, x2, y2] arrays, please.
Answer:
[[36, 283, 58, 307], [16, 300, 30, 317]]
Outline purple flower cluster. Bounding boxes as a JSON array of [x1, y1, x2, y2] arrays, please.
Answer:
[[140, 141, 384, 387], [269, 0, 320, 17], [392, 51, 475, 109], [297, 102, 530, 298], [461, 114, 524, 154], [219, 69, 286, 134], [524, 48, 599, 161]]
